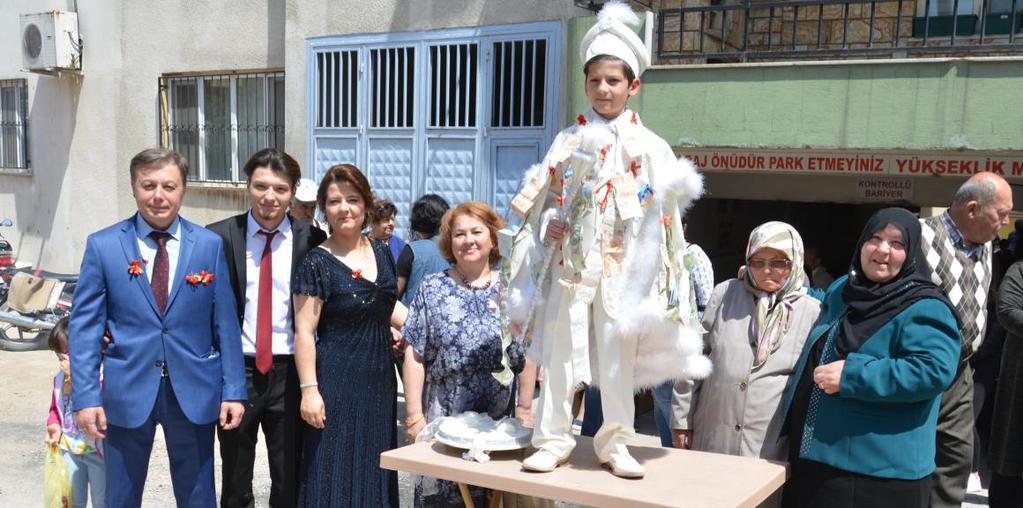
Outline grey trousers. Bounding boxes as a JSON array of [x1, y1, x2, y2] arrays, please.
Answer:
[[931, 362, 975, 508]]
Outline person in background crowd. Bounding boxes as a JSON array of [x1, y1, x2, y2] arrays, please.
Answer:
[[783, 208, 960, 508], [805, 247, 835, 291], [920, 172, 1012, 508], [1006, 219, 1023, 254], [290, 177, 327, 234], [292, 164, 406, 507], [46, 317, 106, 508], [672, 222, 820, 459], [396, 194, 451, 304], [207, 149, 327, 508], [987, 254, 1023, 507], [967, 236, 1015, 494], [370, 198, 406, 265], [70, 147, 246, 507], [402, 201, 531, 507]]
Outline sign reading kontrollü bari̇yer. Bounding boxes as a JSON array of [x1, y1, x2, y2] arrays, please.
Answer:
[[676, 148, 1023, 182]]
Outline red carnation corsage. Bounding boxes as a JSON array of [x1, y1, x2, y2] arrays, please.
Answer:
[[352, 269, 363, 279], [128, 259, 147, 278], [185, 270, 214, 287], [577, 114, 587, 126]]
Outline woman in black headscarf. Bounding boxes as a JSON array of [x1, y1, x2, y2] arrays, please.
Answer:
[[780, 208, 962, 508]]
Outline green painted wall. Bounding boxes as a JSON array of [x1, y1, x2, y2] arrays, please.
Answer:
[[565, 18, 1023, 151]]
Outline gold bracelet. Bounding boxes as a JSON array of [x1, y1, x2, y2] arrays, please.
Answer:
[[405, 414, 424, 427]]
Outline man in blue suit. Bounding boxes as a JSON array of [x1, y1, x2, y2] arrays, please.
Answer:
[[70, 147, 246, 507]]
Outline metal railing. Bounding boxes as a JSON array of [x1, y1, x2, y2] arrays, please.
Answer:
[[657, 0, 1022, 62]]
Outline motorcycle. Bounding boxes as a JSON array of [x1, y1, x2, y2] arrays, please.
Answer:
[[0, 219, 78, 352]]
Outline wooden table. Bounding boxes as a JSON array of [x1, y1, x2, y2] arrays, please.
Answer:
[[380, 436, 788, 507]]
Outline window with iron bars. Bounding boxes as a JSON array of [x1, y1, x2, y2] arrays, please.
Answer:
[[0, 79, 29, 172], [159, 70, 284, 183]]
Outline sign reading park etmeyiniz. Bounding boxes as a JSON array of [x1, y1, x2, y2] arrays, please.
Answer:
[[677, 148, 1023, 182]]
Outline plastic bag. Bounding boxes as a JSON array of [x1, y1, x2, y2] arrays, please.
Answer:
[[43, 445, 72, 508]]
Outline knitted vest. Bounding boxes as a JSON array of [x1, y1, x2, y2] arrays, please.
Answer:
[[920, 215, 992, 360]]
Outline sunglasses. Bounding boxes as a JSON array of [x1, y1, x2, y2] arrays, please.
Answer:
[[748, 259, 792, 270]]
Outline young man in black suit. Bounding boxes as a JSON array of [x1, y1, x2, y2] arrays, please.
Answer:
[[207, 149, 327, 508]]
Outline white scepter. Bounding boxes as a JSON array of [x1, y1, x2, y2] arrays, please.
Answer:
[[518, 147, 600, 347]]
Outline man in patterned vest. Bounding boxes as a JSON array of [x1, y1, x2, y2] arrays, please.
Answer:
[[920, 172, 1013, 508]]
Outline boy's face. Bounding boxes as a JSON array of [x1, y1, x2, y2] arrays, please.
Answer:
[[585, 59, 640, 120]]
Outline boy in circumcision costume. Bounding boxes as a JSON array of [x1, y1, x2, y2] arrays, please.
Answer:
[[500, 1, 711, 479]]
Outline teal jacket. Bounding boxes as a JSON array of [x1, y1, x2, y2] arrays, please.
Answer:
[[781, 275, 960, 480]]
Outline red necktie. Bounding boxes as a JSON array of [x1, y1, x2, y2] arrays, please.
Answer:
[[149, 231, 170, 315], [255, 230, 278, 374]]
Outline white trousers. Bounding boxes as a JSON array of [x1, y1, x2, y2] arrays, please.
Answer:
[[531, 276, 638, 462]]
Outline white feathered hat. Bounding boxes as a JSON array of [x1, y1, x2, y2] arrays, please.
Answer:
[[579, 1, 651, 77]]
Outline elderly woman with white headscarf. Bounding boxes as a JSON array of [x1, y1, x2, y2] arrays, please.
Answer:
[[671, 221, 821, 460]]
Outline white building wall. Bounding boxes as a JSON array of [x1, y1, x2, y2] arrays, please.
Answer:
[[283, 0, 590, 167], [0, 0, 283, 272], [0, 0, 587, 272]]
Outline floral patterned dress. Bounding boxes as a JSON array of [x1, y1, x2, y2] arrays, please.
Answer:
[[403, 271, 522, 507]]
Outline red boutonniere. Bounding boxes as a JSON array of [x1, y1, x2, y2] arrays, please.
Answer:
[[659, 214, 673, 227], [629, 160, 641, 178], [352, 269, 363, 279], [598, 144, 611, 166], [630, 111, 639, 124], [577, 114, 587, 126], [185, 270, 214, 287], [128, 259, 147, 278], [548, 165, 557, 183]]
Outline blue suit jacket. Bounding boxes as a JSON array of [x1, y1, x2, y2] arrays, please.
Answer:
[[781, 275, 960, 480], [69, 215, 246, 428]]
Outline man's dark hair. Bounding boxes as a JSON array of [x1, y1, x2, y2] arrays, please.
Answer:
[[130, 147, 189, 184], [583, 54, 636, 83], [47, 317, 69, 354], [410, 194, 450, 239], [242, 148, 301, 189]]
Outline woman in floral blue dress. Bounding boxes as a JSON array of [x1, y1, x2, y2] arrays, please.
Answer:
[[402, 201, 528, 507]]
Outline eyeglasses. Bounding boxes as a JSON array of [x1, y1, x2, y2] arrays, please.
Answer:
[[748, 259, 792, 270]]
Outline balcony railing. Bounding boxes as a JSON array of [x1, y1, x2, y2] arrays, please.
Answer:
[[657, 0, 1023, 62]]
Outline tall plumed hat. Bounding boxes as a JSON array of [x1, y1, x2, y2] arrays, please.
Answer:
[[579, 1, 651, 77]]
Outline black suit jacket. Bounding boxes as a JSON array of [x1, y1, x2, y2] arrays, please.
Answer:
[[207, 212, 328, 326]]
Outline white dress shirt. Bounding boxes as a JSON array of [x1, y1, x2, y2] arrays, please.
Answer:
[[134, 214, 182, 294], [242, 212, 295, 356]]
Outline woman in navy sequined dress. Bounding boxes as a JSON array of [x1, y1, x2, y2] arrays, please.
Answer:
[[292, 164, 406, 507]]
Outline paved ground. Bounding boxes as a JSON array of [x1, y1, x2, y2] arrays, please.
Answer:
[[0, 349, 988, 507]]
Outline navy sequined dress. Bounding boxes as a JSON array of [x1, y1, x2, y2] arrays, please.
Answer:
[[293, 241, 399, 507]]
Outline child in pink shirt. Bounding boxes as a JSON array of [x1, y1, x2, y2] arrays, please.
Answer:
[[45, 317, 105, 508]]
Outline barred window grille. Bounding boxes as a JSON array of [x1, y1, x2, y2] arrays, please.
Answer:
[[370, 47, 416, 128], [430, 43, 478, 128], [0, 79, 29, 171], [317, 50, 358, 128], [491, 39, 547, 128], [160, 70, 284, 183]]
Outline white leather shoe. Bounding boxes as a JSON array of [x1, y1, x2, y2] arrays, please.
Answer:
[[522, 448, 569, 473], [605, 449, 645, 478]]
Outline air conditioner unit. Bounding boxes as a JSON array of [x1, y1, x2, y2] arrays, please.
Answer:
[[20, 11, 81, 73]]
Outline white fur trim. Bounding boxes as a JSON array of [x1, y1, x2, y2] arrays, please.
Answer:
[[592, 321, 711, 391], [576, 123, 616, 153], [520, 162, 545, 188], [598, 0, 641, 28], [651, 156, 703, 212]]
